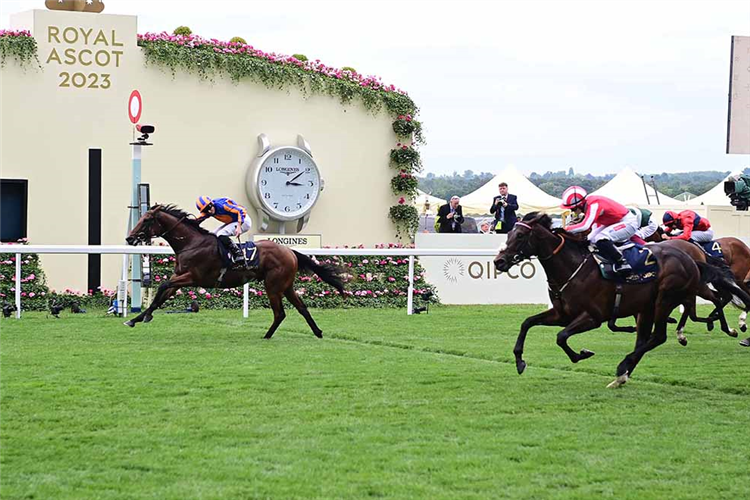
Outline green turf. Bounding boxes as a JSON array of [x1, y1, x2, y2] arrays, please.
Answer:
[[1, 305, 748, 499]]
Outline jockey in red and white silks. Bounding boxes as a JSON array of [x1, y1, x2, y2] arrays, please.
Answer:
[[662, 210, 714, 243], [561, 186, 640, 274]]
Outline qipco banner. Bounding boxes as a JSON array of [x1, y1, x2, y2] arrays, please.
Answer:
[[416, 233, 550, 305]]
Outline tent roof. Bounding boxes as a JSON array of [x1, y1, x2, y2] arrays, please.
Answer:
[[591, 167, 680, 206], [686, 172, 740, 206], [413, 190, 446, 214], [459, 165, 563, 215]]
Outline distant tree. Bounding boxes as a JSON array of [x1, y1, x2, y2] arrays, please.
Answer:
[[568, 167, 575, 177]]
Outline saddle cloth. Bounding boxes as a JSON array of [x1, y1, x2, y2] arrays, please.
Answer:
[[592, 242, 659, 284], [697, 240, 723, 260], [217, 239, 260, 268]]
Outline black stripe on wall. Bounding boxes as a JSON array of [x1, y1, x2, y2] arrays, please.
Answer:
[[88, 149, 102, 293]]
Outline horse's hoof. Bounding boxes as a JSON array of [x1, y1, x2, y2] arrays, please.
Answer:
[[314, 330, 323, 339], [607, 375, 629, 389], [578, 349, 595, 361], [123, 320, 135, 328], [740, 323, 748, 333], [727, 328, 739, 338], [707, 321, 714, 332], [516, 359, 527, 375], [667, 317, 677, 324], [739, 338, 750, 347], [607, 371, 629, 389], [677, 336, 688, 347], [143, 314, 153, 323]]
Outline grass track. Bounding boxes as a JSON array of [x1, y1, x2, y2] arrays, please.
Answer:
[[1, 305, 749, 499]]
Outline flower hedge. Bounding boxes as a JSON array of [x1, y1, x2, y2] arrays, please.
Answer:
[[0, 28, 427, 242], [1, 242, 439, 311], [0, 241, 116, 312], [145, 243, 438, 310]]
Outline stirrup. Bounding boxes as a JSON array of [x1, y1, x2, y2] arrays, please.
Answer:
[[613, 262, 632, 274]]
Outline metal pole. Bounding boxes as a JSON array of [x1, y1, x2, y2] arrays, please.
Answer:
[[407, 255, 414, 315], [243, 283, 249, 318], [131, 144, 142, 311], [15, 253, 21, 319]]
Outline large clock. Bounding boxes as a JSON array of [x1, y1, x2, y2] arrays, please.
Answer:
[[246, 134, 324, 233]]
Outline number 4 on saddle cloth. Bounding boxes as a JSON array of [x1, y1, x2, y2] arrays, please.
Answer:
[[592, 242, 659, 284], [696, 240, 724, 260], [217, 239, 261, 269]]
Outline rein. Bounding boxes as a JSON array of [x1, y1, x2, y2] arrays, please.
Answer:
[[156, 215, 188, 240], [547, 254, 590, 299], [513, 221, 588, 298]]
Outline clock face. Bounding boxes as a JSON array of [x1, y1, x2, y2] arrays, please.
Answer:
[[257, 147, 321, 220]]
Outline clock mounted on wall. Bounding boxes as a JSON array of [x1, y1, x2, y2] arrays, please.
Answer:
[[246, 134, 324, 233]]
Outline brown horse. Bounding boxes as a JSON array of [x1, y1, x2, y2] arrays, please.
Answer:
[[646, 227, 750, 346], [124, 204, 345, 339], [494, 212, 749, 387]]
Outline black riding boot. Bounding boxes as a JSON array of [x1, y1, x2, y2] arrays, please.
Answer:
[[219, 235, 246, 266], [595, 239, 631, 274]]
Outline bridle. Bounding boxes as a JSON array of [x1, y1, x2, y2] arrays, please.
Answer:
[[509, 221, 566, 262], [134, 210, 187, 243]]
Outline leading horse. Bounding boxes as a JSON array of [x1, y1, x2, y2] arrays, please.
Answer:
[[494, 212, 750, 387], [125, 204, 346, 339]]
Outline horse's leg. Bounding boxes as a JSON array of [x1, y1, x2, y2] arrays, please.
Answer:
[[284, 287, 322, 338], [513, 308, 567, 375], [607, 309, 655, 387], [611, 299, 673, 387], [124, 272, 192, 327], [555, 311, 600, 364], [674, 298, 695, 347]]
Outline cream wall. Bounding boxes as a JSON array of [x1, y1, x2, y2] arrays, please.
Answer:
[[1, 10, 399, 292]]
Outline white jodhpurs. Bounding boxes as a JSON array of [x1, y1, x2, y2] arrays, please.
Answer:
[[689, 229, 714, 243], [635, 219, 658, 240], [214, 218, 252, 237], [588, 211, 639, 244]]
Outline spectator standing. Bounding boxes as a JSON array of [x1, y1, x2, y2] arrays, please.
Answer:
[[437, 196, 465, 233], [489, 182, 518, 233]]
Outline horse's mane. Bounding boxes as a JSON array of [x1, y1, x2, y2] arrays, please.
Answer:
[[152, 204, 213, 236]]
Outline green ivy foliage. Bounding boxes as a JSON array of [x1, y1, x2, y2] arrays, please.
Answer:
[[0, 30, 41, 68], [388, 205, 420, 240], [173, 26, 192, 36]]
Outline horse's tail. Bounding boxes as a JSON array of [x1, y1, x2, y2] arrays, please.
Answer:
[[697, 261, 750, 310], [293, 251, 346, 294]]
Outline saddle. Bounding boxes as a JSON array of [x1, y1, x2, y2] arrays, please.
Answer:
[[217, 238, 260, 269], [591, 241, 659, 283], [694, 240, 724, 261]]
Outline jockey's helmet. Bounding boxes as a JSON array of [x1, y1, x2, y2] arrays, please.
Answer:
[[662, 211, 678, 226], [560, 186, 588, 210], [196, 195, 213, 213]]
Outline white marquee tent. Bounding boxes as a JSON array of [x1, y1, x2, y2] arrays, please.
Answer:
[[459, 165, 564, 215], [591, 167, 680, 206], [413, 190, 447, 214], [685, 172, 740, 206]]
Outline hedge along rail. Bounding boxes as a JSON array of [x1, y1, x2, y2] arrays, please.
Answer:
[[0, 244, 505, 320]]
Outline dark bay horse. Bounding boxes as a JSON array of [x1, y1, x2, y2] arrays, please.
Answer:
[[646, 227, 750, 345], [125, 204, 345, 339], [494, 212, 749, 388]]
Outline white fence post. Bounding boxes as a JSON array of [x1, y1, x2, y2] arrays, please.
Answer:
[[15, 253, 21, 319], [407, 255, 415, 316], [243, 283, 249, 318]]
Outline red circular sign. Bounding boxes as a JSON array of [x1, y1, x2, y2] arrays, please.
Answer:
[[128, 90, 142, 124]]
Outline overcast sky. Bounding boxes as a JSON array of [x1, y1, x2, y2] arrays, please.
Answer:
[[3, 0, 749, 176]]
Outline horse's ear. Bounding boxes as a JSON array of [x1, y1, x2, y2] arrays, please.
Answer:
[[530, 212, 547, 224]]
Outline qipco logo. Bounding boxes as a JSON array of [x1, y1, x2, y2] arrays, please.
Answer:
[[467, 260, 536, 280]]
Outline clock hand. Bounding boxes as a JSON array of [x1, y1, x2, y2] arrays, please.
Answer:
[[287, 182, 303, 186], [286, 171, 305, 185]]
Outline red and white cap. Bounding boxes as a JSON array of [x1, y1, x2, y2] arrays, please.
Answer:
[[560, 186, 588, 209]]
